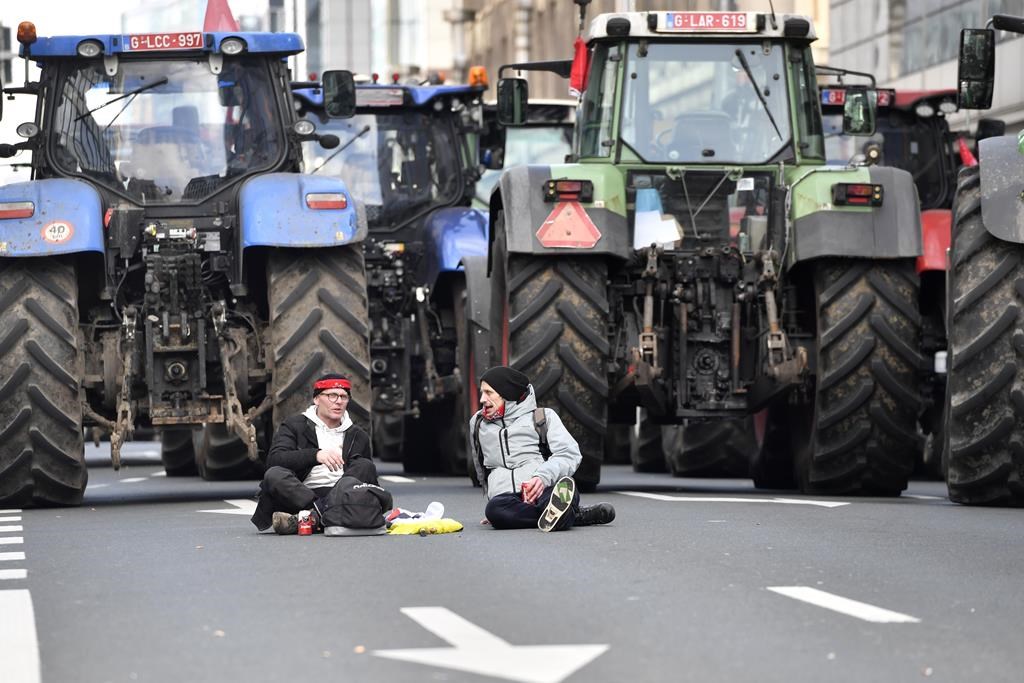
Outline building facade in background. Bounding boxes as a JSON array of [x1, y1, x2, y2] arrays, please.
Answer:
[[829, 0, 1024, 131]]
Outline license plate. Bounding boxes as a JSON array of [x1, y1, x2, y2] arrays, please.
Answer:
[[657, 12, 755, 32], [124, 32, 204, 52], [355, 88, 405, 107]]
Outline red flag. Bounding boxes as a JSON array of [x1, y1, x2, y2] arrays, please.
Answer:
[[204, 0, 240, 32], [957, 136, 978, 167], [568, 37, 589, 98]]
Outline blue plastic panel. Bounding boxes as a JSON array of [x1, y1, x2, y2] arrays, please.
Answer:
[[239, 173, 362, 248], [0, 178, 104, 257], [25, 32, 302, 58], [423, 206, 488, 285]]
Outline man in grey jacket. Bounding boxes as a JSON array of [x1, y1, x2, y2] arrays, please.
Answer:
[[470, 366, 615, 532]]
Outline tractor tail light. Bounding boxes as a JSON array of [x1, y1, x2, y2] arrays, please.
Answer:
[[543, 179, 594, 203], [832, 183, 883, 207], [306, 193, 347, 210], [0, 201, 35, 219]]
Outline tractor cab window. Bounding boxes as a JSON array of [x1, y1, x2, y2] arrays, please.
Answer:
[[576, 43, 618, 158], [619, 41, 792, 164], [303, 110, 462, 226], [49, 57, 285, 204]]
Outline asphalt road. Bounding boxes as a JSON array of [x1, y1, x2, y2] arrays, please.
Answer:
[[3, 442, 1023, 683]]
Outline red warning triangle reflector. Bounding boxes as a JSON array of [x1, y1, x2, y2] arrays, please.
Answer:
[[536, 201, 602, 249]]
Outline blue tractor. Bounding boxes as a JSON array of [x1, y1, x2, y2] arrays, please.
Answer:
[[0, 23, 368, 506], [293, 74, 492, 474]]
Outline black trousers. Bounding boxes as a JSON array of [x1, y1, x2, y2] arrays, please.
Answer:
[[250, 458, 379, 530], [484, 484, 579, 531]]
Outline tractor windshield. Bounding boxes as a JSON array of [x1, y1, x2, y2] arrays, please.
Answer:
[[303, 110, 462, 227], [48, 57, 285, 205], [589, 41, 792, 164], [823, 110, 955, 210]]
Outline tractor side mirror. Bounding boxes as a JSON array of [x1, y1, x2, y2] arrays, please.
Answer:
[[976, 117, 1006, 141], [496, 78, 528, 126], [957, 28, 995, 109], [842, 87, 877, 136], [322, 70, 357, 119], [0, 83, 4, 121]]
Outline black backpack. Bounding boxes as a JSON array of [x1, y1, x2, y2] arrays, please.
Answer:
[[472, 408, 551, 476], [320, 476, 393, 529]]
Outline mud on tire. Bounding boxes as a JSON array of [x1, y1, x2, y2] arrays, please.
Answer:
[[160, 428, 198, 477], [0, 258, 87, 506], [508, 255, 608, 491], [945, 166, 1024, 506], [798, 259, 923, 495]]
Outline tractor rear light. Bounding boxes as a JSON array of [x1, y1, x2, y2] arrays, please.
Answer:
[[306, 193, 347, 210], [543, 179, 594, 202], [832, 183, 883, 207], [77, 40, 103, 57], [382, 242, 406, 254], [220, 38, 246, 55], [0, 201, 34, 219]]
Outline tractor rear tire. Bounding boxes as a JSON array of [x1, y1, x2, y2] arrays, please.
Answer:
[[797, 259, 923, 495], [507, 251, 608, 492], [0, 258, 87, 506], [195, 423, 264, 480], [267, 245, 372, 432], [667, 419, 753, 478], [372, 412, 404, 463], [945, 166, 1024, 505], [160, 428, 198, 477]]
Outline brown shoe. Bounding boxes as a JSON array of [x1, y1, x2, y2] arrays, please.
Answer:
[[271, 511, 299, 535]]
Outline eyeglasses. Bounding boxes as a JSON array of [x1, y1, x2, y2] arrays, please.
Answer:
[[319, 392, 350, 404]]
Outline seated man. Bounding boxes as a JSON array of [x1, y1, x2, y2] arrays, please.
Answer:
[[249, 374, 378, 534], [470, 366, 616, 532]]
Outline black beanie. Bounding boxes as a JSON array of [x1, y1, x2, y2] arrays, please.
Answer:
[[479, 366, 530, 402]]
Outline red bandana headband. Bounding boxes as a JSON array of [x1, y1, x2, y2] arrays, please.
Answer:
[[314, 378, 351, 392]]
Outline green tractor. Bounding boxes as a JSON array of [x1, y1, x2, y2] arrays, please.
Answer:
[[945, 14, 1024, 505], [468, 8, 925, 493]]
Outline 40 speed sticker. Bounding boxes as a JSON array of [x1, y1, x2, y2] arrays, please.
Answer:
[[41, 221, 74, 244]]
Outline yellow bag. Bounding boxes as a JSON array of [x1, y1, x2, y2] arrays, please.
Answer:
[[387, 518, 464, 535]]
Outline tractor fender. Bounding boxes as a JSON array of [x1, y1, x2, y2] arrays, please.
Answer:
[[0, 178, 104, 257], [789, 166, 922, 264], [978, 134, 1024, 244], [422, 206, 488, 287], [461, 253, 498, 405], [917, 209, 951, 273], [489, 164, 629, 259], [239, 173, 365, 249]]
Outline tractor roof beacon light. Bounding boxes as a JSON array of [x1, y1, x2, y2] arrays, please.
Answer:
[[468, 66, 488, 88], [17, 22, 37, 46], [783, 17, 810, 37], [606, 17, 631, 37]]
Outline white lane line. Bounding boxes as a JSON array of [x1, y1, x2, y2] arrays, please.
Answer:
[[119, 477, 148, 484], [0, 537, 24, 545], [768, 586, 920, 623], [199, 499, 257, 516], [150, 471, 167, 477], [0, 589, 41, 683], [0, 569, 27, 580], [0, 552, 26, 562], [618, 491, 850, 508], [904, 494, 944, 500], [0, 516, 22, 522], [0, 526, 23, 533], [89, 483, 109, 489], [381, 475, 416, 483]]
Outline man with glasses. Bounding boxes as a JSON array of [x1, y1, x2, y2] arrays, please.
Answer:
[[250, 373, 378, 534]]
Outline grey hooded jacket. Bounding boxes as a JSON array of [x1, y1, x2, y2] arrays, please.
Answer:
[[469, 385, 582, 499]]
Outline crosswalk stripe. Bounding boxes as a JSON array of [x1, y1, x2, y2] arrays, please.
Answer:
[[0, 538, 24, 545], [0, 569, 27, 580], [0, 553, 26, 562], [0, 526, 23, 533]]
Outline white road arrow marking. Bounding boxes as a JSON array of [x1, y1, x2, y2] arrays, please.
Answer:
[[768, 586, 920, 623], [198, 499, 257, 516], [0, 589, 41, 683], [618, 491, 849, 508], [373, 607, 608, 683]]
